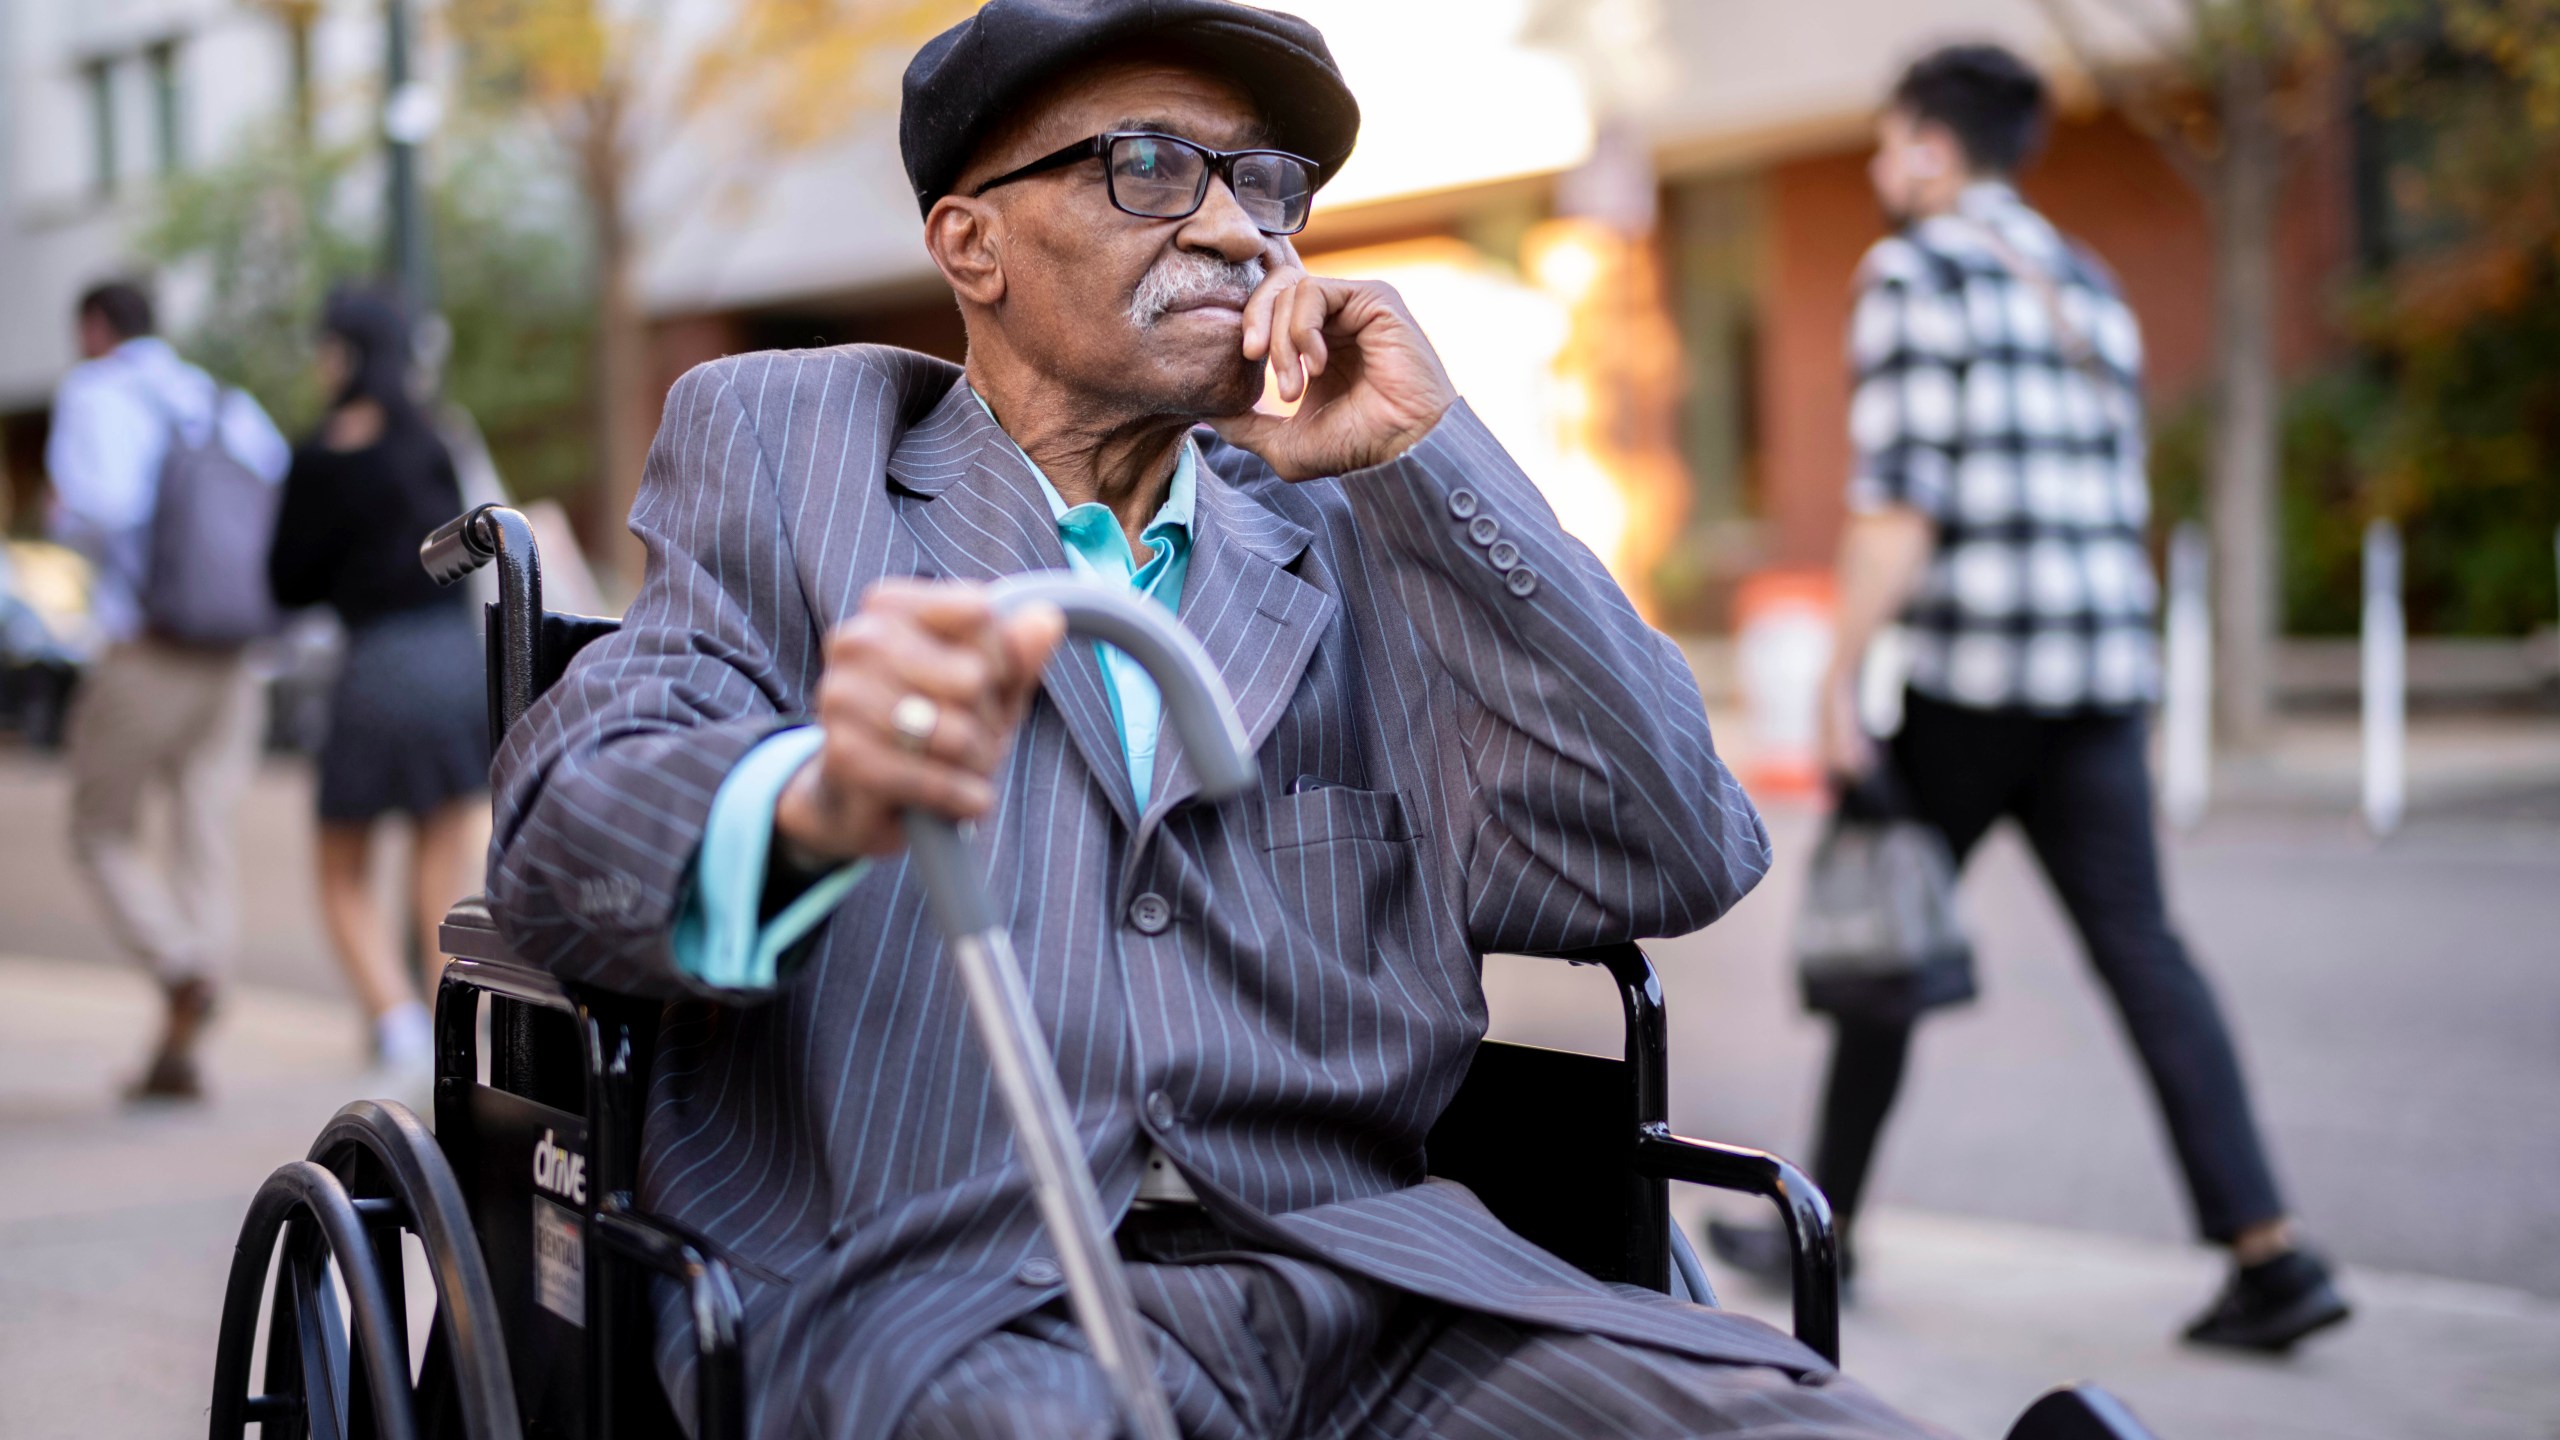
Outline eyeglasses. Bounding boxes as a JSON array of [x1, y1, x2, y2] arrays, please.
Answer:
[[970, 131, 1318, 236]]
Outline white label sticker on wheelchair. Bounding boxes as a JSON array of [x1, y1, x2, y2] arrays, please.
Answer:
[[533, 1195, 585, 1325]]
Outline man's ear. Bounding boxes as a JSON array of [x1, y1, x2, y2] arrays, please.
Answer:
[[925, 197, 1007, 308]]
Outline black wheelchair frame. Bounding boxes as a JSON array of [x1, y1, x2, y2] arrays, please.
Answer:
[[207, 503, 2151, 1440]]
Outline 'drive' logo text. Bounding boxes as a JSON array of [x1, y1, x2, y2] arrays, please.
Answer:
[[532, 1129, 587, 1204]]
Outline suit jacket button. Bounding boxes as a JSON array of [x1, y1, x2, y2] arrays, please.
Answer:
[[1446, 488, 1480, 519], [1467, 515, 1501, 548], [1016, 1257, 1063, 1287], [1128, 892, 1171, 935], [1505, 566, 1539, 599], [1486, 539, 1521, 573], [1145, 1089, 1181, 1130]]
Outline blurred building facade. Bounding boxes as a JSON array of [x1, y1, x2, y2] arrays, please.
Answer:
[[0, 0, 386, 529], [1, 0, 2361, 631], [641, 0, 2358, 627]]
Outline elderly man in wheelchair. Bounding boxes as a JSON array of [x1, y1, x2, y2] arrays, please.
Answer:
[[211, 3, 2166, 1437]]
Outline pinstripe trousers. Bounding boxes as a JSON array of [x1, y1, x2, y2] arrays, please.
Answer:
[[900, 1213, 1940, 1440]]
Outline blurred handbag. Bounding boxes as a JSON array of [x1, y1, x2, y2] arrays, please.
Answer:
[[1793, 765, 1976, 1023]]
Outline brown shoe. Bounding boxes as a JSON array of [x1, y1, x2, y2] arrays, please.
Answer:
[[126, 1049, 204, 1101], [127, 976, 217, 1104]]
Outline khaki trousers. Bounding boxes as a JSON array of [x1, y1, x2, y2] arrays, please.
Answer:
[[64, 641, 262, 984]]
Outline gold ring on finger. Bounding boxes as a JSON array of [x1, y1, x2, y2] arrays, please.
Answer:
[[888, 693, 940, 754]]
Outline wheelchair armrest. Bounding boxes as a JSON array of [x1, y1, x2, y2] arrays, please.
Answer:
[[594, 1203, 747, 1440], [437, 898, 571, 1005], [1633, 1129, 1840, 1364]]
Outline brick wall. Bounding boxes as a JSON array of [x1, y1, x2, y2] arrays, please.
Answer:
[[1751, 109, 2353, 567]]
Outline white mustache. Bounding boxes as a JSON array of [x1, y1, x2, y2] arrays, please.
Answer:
[[1127, 252, 1266, 328]]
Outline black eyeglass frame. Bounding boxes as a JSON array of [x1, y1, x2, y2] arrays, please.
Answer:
[[968, 130, 1319, 236]]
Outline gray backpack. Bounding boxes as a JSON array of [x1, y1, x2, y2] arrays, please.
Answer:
[[143, 388, 282, 647]]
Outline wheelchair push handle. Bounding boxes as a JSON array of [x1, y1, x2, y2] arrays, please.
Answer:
[[420, 504, 547, 736], [421, 507, 494, 585], [902, 575, 1249, 1440]]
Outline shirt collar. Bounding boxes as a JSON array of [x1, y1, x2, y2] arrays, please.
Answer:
[[91, 335, 175, 377], [1956, 180, 2023, 222], [968, 386, 1197, 564]]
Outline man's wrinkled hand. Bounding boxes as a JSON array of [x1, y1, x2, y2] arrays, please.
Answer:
[[1210, 242, 1458, 481], [775, 580, 1063, 862]]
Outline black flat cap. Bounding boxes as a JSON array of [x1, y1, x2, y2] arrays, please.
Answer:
[[900, 0, 1360, 217]]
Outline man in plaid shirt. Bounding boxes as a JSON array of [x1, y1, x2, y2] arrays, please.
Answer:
[[1710, 43, 2349, 1354]]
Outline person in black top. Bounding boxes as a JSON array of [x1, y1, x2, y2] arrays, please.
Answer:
[[269, 286, 490, 1079]]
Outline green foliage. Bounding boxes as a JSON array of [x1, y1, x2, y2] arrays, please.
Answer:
[[2272, 371, 2390, 636], [428, 142, 596, 502], [2150, 290, 2560, 637], [2367, 267, 2560, 634], [137, 127, 369, 437], [137, 126, 595, 502]]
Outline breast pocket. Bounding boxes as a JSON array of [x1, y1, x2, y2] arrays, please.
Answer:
[[1258, 786, 1424, 972], [1262, 784, 1418, 850]]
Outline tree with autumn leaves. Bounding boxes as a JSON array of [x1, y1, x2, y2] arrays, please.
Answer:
[[2035, 0, 2560, 742], [445, 0, 974, 588]]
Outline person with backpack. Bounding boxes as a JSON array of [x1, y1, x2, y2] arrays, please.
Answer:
[[1704, 45, 2350, 1353], [46, 279, 291, 1100], [267, 286, 491, 1085]]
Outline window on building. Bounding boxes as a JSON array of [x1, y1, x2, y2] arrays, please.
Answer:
[[83, 58, 117, 196], [147, 40, 182, 175], [1657, 173, 1768, 627]]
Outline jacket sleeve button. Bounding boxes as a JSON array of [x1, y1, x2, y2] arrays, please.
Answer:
[[1446, 488, 1480, 519], [1504, 566, 1539, 599], [1016, 1256, 1063, 1287], [1467, 515, 1501, 548], [1486, 539, 1520, 573]]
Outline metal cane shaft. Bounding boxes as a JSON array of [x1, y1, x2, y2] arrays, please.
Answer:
[[903, 815, 1177, 1440], [898, 578, 1255, 1440]]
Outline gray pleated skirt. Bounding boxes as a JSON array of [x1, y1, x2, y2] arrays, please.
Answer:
[[318, 603, 491, 822]]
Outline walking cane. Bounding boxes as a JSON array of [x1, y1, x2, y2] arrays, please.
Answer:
[[902, 575, 1252, 1440]]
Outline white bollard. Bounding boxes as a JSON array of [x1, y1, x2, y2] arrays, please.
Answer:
[[2363, 518, 2406, 837], [2161, 522, 2213, 829]]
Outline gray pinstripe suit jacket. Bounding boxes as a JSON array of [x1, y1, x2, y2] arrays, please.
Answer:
[[486, 344, 1796, 1438]]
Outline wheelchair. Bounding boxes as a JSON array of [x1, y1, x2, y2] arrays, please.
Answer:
[[208, 504, 2156, 1440]]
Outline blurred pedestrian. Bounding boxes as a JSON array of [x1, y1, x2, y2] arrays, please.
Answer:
[[46, 280, 291, 1100], [1706, 44, 2349, 1353], [267, 286, 489, 1082]]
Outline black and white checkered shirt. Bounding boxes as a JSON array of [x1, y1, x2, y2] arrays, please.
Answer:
[[1848, 182, 2159, 711]]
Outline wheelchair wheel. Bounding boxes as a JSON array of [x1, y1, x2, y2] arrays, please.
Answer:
[[209, 1100, 521, 1440]]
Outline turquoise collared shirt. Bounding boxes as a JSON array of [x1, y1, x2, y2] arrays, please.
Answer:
[[670, 423, 1197, 989], [1031, 438, 1197, 811]]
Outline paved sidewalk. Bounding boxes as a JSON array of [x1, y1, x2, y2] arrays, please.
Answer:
[[5, 954, 2557, 1439], [1692, 1199, 2560, 1440], [0, 955, 382, 1440]]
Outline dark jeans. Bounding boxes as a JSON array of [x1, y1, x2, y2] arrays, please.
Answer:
[[1809, 691, 2287, 1244]]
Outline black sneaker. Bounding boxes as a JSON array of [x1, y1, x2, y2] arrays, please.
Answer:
[[2183, 1248, 2351, 1352], [1702, 1219, 1857, 1302]]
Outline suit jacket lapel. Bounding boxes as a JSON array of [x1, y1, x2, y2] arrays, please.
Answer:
[[1139, 447, 1337, 843], [887, 382, 1138, 828]]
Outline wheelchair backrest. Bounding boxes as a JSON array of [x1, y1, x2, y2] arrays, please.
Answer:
[[430, 505, 704, 1436]]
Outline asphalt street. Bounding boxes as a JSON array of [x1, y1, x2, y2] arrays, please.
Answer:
[[1489, 798, 2560, 1300]]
